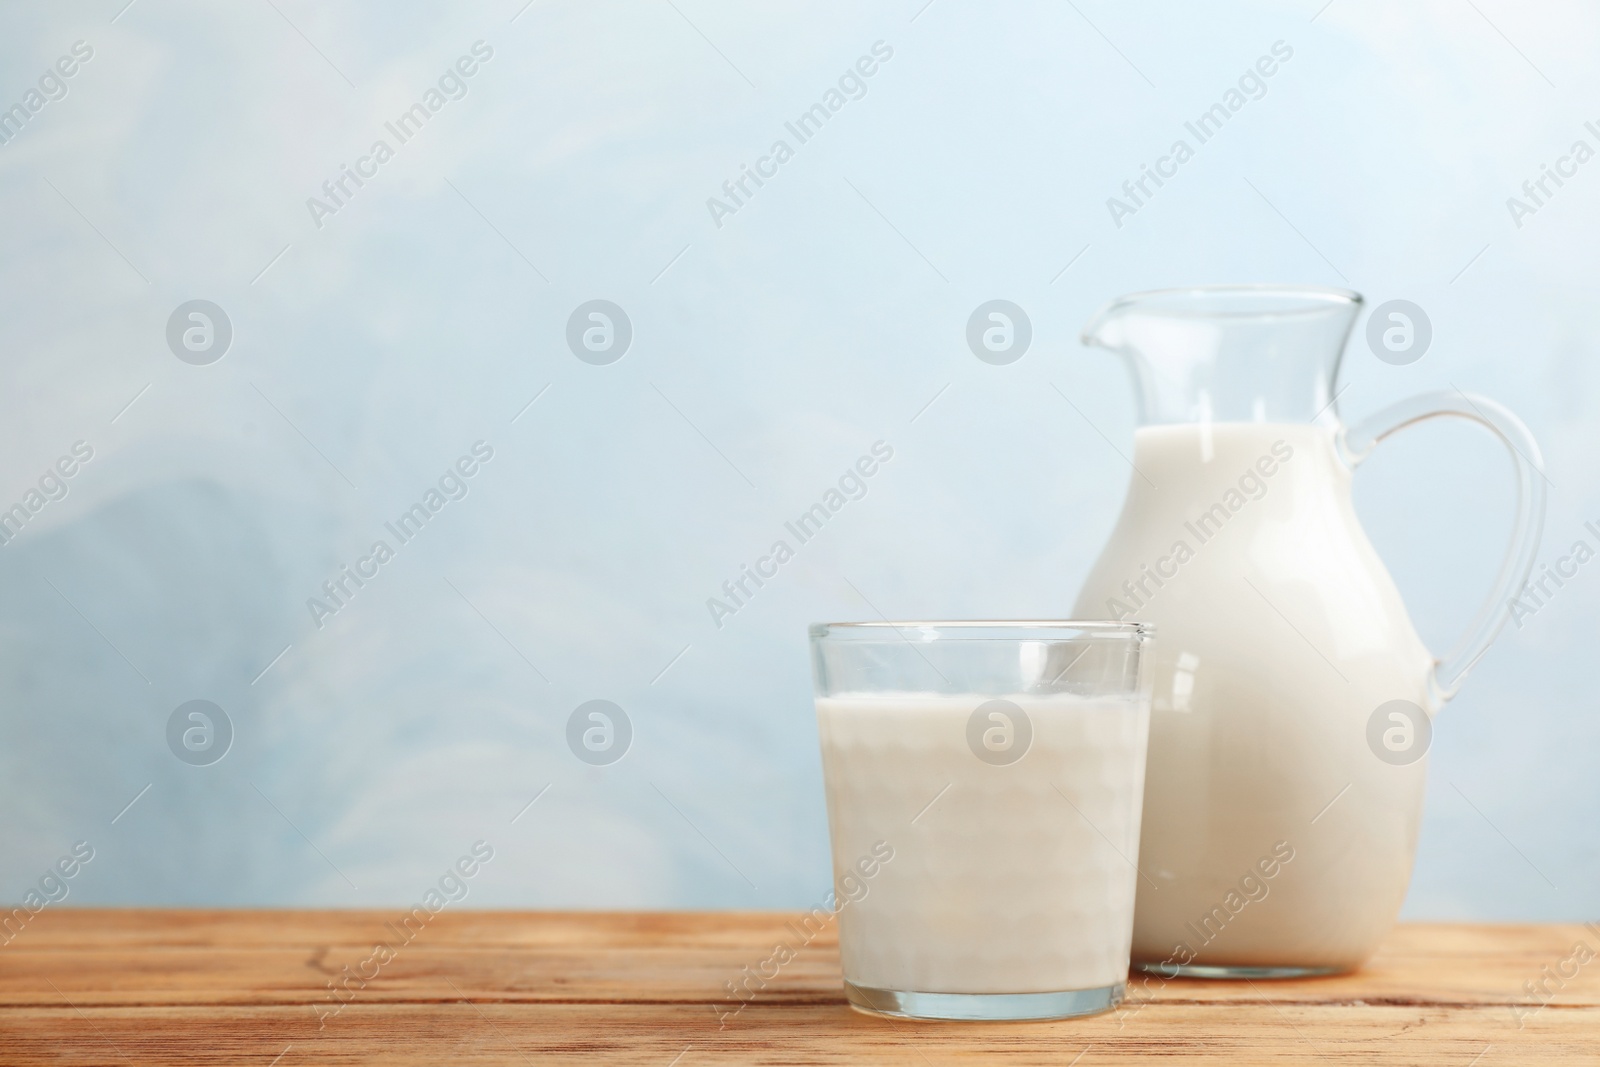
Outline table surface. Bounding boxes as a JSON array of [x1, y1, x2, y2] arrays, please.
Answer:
[[3, 911, 1597, 1064]]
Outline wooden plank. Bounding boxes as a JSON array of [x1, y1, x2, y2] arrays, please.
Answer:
[[1, 1002, 1595, 1066], [3, 912, 1596, 1064], [3, 912, 1598, 1009]]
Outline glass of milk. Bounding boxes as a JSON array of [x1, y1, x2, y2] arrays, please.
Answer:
[[810, 621, 1155, 1021]]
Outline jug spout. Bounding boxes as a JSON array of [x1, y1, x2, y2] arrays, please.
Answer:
[[1078, 297, 1139, 353], [1081, 285, 1362, 427]]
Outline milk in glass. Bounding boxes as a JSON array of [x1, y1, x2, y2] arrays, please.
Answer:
[[817, 692, 1150, 994]]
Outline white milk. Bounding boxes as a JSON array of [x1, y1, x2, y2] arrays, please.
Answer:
[[1073, 423, 1433, 971], [816, 692, 1150, 994]]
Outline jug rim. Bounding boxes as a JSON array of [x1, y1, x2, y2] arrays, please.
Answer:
[[1081, 284, 1362, 342], [809, 620, 1155, 641]]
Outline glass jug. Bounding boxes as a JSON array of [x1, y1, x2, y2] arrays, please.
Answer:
[[1073, 285, 1545, 975]]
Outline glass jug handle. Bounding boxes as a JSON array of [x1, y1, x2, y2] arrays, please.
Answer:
[[1337, 391, 1546, 706]]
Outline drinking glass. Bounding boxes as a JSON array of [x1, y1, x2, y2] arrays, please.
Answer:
[[810, 621, 1154, 1021]]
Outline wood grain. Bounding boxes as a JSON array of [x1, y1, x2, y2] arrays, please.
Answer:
[[2, 911, 1597, 1064]]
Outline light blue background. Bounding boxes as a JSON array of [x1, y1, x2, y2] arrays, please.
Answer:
[[0, 0, 1595, 918]]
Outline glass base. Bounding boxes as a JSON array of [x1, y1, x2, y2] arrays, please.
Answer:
[[844, 980, 1122, 1021], [1134, 961, 1345, 980]]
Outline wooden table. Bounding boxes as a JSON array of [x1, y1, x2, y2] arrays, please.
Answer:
[[3, 912, 1596, 1064]]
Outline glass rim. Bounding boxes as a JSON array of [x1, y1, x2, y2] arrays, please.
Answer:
[[809, 620, 1153, 641]]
